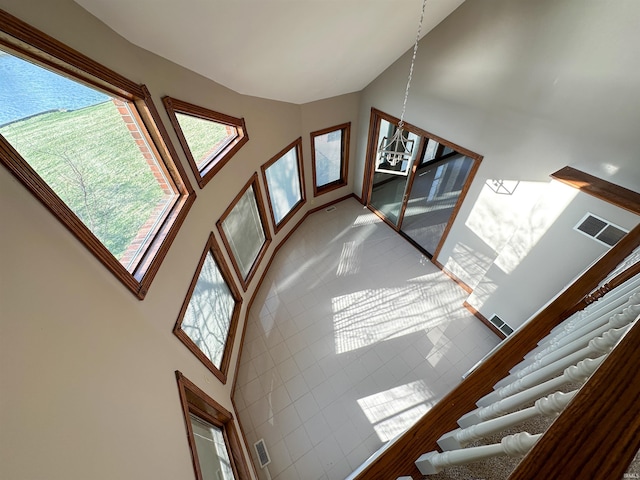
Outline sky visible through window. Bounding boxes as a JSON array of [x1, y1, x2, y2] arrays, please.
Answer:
[[264, 145, 302, 225], [314, 130, 342, 187], [0, 50, 108, 126]]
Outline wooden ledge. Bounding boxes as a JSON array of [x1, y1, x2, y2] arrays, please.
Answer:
[[551, 166, 640, 215]]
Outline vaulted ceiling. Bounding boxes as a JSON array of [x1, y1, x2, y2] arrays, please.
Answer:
[[74, 0, 465, 104]]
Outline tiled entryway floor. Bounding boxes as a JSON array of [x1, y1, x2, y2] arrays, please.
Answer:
[[234, 198, 500, 480]]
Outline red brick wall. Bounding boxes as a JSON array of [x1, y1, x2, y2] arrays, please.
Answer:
[[111, 98, 174, 268], [112, 98, 172, 194]]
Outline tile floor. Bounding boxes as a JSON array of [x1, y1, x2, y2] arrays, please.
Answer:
[[234, 198, 501, 480]]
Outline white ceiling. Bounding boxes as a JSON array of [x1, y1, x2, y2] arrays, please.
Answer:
[[74, 0, 465, 104]]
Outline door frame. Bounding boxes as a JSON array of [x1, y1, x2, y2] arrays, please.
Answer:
[[362, 107, 483, 261]]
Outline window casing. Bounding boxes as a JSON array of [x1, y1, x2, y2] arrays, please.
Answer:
[[310, 122, 350, 196], [217, 174, 271, 290], [0, 10, 195, 299], [190, 414, 235, 479], [163, 97, 248, 189], [174, 233, 242, 384], [260, 137, 305, 233], [176, 371, 251, 480]]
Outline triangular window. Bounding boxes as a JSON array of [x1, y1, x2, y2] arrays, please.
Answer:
[[164, 97, 248, 188]]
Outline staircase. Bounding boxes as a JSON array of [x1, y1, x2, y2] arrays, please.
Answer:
[[349, 224, 640, 479]]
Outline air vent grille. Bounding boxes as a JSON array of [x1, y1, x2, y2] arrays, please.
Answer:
[[489, 314, 513, 336], [254, 438, 271, 468], [574, 213, 627, 247]]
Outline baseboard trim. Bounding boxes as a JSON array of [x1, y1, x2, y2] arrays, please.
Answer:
[[432, 259, 473, 294], [463, 301, 506, 339]]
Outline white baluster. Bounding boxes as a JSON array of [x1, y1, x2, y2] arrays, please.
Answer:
[[599, 248, 640, 285], [438, 390, 576, 450], [542, 277, 640, 343], [459, 356, 604, 428], [519, 300, 640, 370], [532, 284, 640, 356], [478, 325, 629, 407], [416, 432, 540, 475], [499, 304, 640, 387]]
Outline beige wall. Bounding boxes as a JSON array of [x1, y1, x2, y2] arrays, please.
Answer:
[[3, 0, 639, 477], [0, 1, 359, 478], [355, 0, 639, 327]]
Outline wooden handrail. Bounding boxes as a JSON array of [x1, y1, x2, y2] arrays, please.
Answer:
[[352, 223, 640, 479], [509, 312, 640, 479], [563, 260, 640, 317]]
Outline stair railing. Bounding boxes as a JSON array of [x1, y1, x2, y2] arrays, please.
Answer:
[[350, 223, 639, 480], [416, 280, 639, 475]]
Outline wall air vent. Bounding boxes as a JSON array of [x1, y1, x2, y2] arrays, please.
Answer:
[[254, 438, 271, 468], [574, 213, 628, 247], [489, 314, 514, 336]]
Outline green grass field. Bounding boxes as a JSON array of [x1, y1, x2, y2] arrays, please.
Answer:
[[0, 101, 169, 260], [175, 112, 230, 167]]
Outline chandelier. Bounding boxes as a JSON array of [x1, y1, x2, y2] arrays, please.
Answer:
[[375, 0, 427, 176]]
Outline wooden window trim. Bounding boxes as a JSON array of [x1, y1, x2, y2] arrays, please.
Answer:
[[163, 97, 249, 189], [550, 166, 640, 215], [175, 371, 251, 480], [0, 9, 195, 299], [173, 233, 242, 384], [260, 137, 306, 234], [216, 174, 272, 291], [310, 122, 350, 196]]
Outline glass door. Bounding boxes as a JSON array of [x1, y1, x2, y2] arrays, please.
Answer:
[[365, 108, 481, 258], [401, 151, 475, 255], [368, 119, 421, 227]]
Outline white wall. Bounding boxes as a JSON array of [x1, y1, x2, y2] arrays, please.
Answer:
[[354, 0, 639, 327], [0, 1, 359, 479]]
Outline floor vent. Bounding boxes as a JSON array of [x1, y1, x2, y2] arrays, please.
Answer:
[[326, 205, 337, 212], [254, 438, 271, 468], [489, 314, 514, 336], [574, 213, 627, 247]]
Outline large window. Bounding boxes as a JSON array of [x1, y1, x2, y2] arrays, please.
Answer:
[[174, 233, 242, 383], [217, 174, 271, 290], [310, 122, 350, 196], [0, 10, 194, 299], [163, 97, 248, 188], [176, 372, 251, 480], [260, 137, 305, 233]]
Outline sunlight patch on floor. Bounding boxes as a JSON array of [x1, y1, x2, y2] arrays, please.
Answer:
[[352, 211, 382, 226], [336, 241, 362, 276], [332, 285, 444, 354], [357, 380, 436, 442]]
